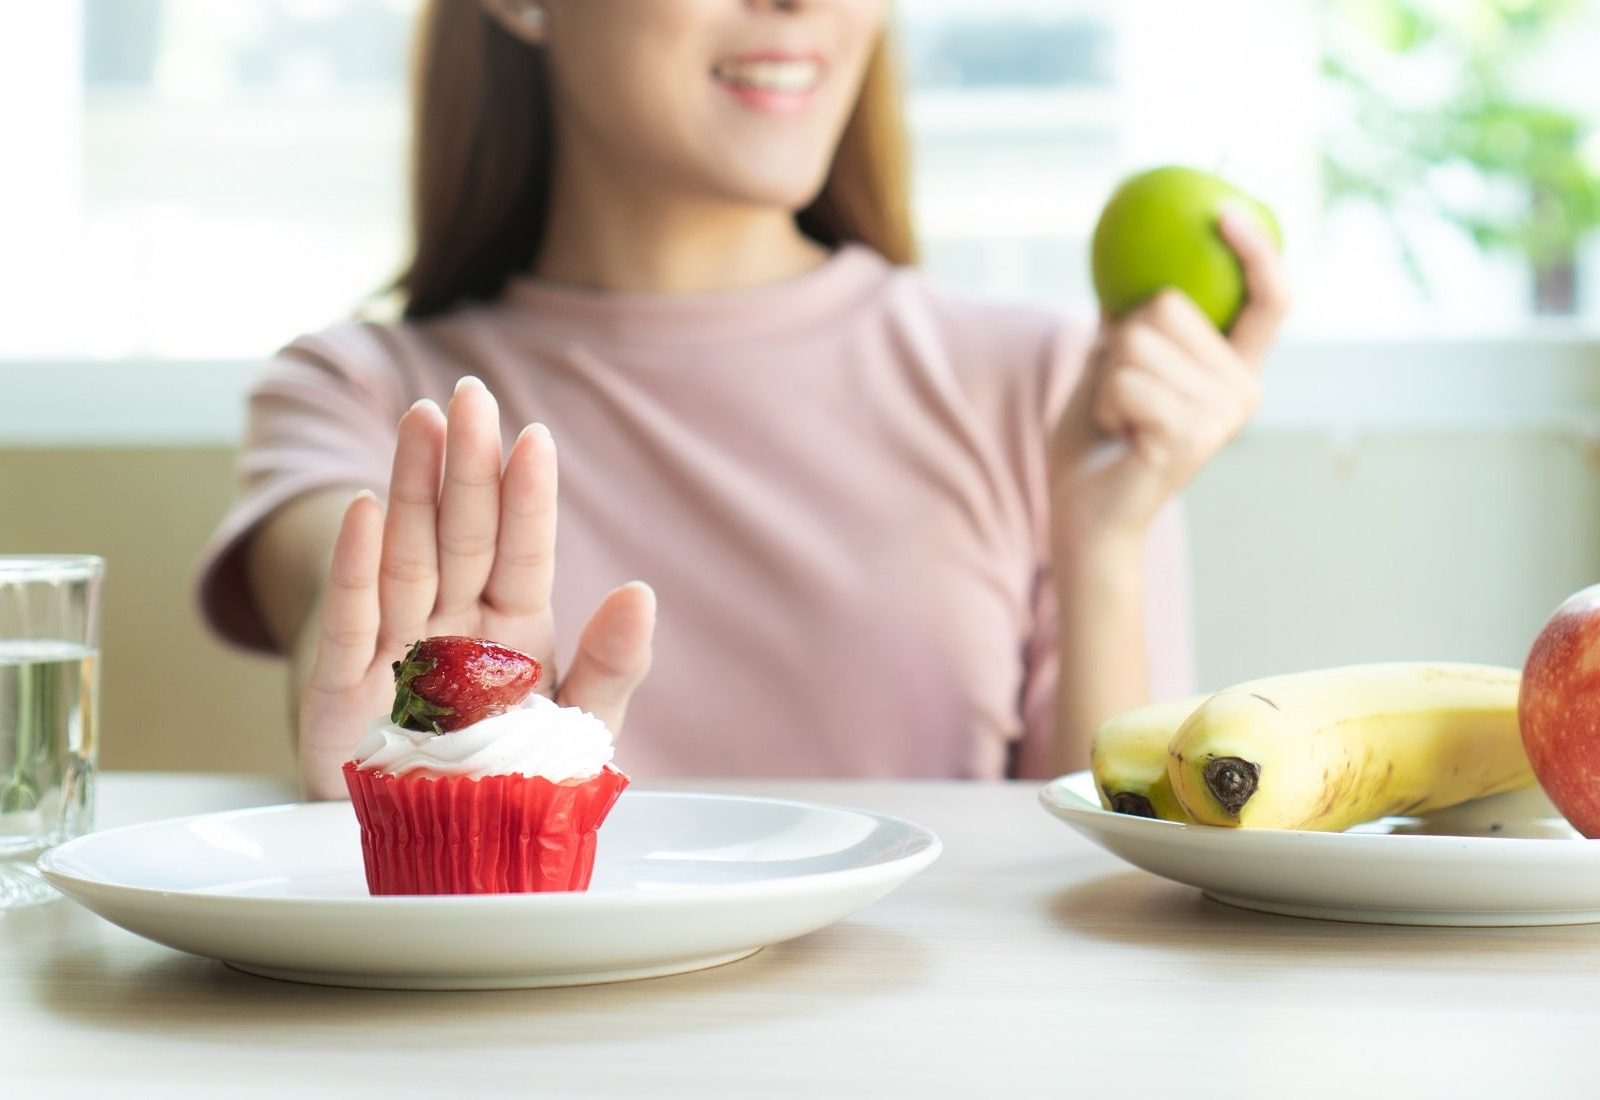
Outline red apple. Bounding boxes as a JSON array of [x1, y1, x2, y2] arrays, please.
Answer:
[[1519, 583, 1600, 837]]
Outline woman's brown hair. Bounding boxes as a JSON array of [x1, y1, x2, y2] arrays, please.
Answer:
[[395, 2, 916, 320]]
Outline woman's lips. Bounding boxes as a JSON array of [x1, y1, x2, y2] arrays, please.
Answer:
[[711, 56, 824, 115]]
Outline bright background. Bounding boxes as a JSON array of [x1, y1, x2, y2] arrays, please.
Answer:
[[4, 0, 1599, 362]]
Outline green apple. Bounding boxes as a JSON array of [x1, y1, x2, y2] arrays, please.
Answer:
[[1090, 165, 1282, 332]]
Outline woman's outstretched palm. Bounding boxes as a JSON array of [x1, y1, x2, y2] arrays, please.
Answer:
[[296, 377, 656, 799]]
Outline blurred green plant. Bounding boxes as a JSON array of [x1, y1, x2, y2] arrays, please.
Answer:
[[1320, 0, 1600, 313]]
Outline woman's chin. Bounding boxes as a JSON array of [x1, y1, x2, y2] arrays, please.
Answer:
[[710, 165, 833, 216]]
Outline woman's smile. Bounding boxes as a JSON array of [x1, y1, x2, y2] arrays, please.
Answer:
[[711, 52, 825, 115]]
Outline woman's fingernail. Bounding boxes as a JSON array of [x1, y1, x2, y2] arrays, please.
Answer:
[[454, 375, 485, 395], [408, 397, 440, 415], [517, 421, 552, 444], [1219, 201, 1269, 240], [622, 580, 658, 610]]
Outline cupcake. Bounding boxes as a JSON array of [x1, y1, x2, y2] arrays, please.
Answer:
[[342, 636, 628, 895]]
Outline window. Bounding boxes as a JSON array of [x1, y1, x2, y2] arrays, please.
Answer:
[[5, 0, 413, 358], [3, 0, 1597, 362]]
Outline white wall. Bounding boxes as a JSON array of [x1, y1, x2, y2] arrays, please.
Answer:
[[1189, 333, 1600, 686]]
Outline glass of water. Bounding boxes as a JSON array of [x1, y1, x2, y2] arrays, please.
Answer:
[[0, 555, 102, 907]]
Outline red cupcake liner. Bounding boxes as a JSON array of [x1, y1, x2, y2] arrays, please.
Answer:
[[342, 762, 629, 895]]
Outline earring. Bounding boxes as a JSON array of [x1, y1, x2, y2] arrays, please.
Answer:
[[517, 2, 547, 32]]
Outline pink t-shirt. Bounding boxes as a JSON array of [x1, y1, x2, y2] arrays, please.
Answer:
[[195, 245, 1193, 779]]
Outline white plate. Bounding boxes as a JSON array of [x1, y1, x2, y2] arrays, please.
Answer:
[[1040, 769, 1600, 926], [38, 791, 941, 989]]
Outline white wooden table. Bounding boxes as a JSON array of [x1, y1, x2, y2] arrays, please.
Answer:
[[4, 772, 1598, 1097]]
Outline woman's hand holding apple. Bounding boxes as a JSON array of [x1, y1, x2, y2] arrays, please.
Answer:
[[1049, 204, 1291, 548]]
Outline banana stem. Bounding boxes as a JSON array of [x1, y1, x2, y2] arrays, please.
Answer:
[[1109, 792, 1157, 818], [1203, 757, 1260, 816]]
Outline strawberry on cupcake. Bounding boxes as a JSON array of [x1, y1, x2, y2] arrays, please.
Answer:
[[343, 636, 629, 895]]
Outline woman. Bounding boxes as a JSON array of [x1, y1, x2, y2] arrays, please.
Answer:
[[196, 0, 1288, 799]]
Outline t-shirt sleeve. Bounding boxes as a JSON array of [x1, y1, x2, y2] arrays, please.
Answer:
[[193, 322, 412, 654], [1016, 320, 1198, 764]]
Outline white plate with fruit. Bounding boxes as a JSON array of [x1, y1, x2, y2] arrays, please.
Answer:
[[1043, 657, 1600, 926], [1042, 770, 1596, 926]]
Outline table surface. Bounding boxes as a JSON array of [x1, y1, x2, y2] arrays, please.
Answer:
[[6, 772, 1600, 1098]]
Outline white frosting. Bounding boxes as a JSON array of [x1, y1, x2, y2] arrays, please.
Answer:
[[351, 693, 615, 781]]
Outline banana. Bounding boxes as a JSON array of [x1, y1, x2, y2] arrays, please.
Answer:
[[1090, 694, 1210, 821], [1166, 662, 1533, 831]]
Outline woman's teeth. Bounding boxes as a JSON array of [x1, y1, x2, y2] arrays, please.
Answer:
[[712, 60, 822, 93]]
